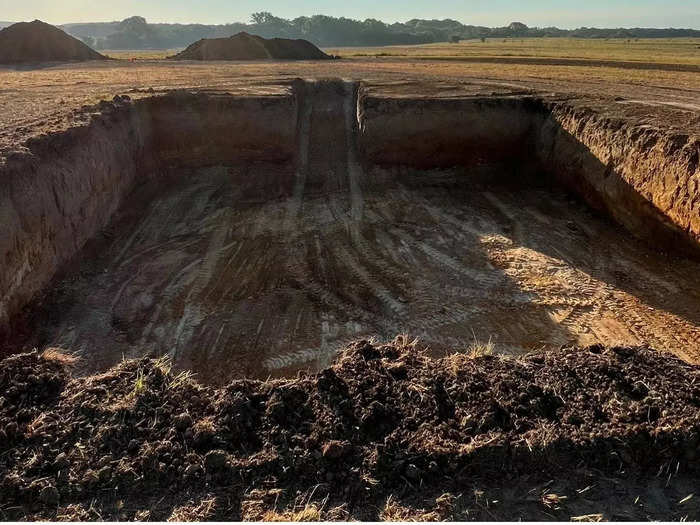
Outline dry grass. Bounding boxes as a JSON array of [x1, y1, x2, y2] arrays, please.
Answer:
[[167, 496, 217, 521], [41, 347, 78, 366], [381, 493, 457, 521], [571, 513, 605, 522], [262, 503, 322, 522], [98, 38, 700, 66], [103, 50, 178, 60], [444, 333, 497, 376], [193, 416, 216, 435], [327, 37, 700, 65], [467, 335, 495, 358], [541, 492, 568, 510]]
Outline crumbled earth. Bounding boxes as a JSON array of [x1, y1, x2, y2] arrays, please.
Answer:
[[0, 20, 106, 64], [170, 32, 330, 61], [1, 341, 699, 521]]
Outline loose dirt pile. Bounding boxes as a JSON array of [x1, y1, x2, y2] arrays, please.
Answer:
[[0, 20, 105, 64], [1, 341, 698, 520], [170, 32, 330, 60]]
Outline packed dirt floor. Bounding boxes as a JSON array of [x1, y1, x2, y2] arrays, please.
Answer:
[[20, 163, 700, 384], [1, 342, 699, 521]]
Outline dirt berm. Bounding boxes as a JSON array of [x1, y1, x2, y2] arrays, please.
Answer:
[[1, 341, 698, 521], [170, 32, 330, 60], [0, 20, 106, 64]]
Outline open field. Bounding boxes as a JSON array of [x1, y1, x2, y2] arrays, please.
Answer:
[[103, 38, 700, 65], [102, 49, 180, 60], [328, 37, 700, 65]]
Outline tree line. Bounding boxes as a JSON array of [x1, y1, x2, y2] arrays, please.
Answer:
[[61, 13, 700, 50]]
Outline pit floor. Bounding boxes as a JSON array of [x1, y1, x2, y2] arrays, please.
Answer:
[[31, 164, 700, 384]]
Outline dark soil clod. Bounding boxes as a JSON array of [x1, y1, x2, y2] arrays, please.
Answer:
[[0, 341, 699, 520]]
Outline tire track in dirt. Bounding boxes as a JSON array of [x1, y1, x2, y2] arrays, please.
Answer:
[[283, 85, 313, 232]]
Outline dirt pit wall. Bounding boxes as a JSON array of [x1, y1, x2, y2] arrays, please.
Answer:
[[1, 80, 699, 362], [538, 103, 700, 257], [0, 92, 297, 337], [360, 93, 700, 256]]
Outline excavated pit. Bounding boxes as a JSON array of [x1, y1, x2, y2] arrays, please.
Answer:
[[2, 79, 699, 384]]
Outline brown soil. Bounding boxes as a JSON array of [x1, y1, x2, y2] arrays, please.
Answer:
[[4, 82, 699, 385], [170, 32, 330, 61], [0, 342, 698, 521], [17, 164, 700, 384], [0, 61, 697, 163], [0, 20, 105, 64]]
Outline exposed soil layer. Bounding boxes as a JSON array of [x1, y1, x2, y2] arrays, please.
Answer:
[[0, 20, 105, 64], [170, 32, 330, 61], [0, 343, 698, 521]]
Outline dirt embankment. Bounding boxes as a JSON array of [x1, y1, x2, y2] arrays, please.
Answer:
[[170, 32, 330, 61], [0, 20, 106, 64], [538, 103, 700, 256], [0, 342, 698, 520], [359, 93, 700, 256], [0, 92, 296, 344]]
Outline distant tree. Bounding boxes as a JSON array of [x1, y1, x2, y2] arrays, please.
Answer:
[[508, 22, 528, 32], [450, 35, 460, 43], [250, 12, 274, 24], [119, 16, 147, 31], [63, 13, 700, 51]]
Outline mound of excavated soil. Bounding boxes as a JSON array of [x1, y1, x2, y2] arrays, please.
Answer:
[[0, 20, 105, 64], [1, 341, 698, 520], [170, 31, 330, 60]]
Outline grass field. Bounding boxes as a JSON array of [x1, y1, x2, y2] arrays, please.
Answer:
[[103, 49, 180, 60], [103, 38, 700, 65], [326, 37, 700, 65]]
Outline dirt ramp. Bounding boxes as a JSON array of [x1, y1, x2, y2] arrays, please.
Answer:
[[0, 20, 105, 64], [171, 31, 330, 61]]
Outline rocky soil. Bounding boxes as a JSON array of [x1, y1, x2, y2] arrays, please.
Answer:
[[1, 341, 698, 521]]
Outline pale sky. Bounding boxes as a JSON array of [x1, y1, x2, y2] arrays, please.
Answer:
[[2, 0, 699, 28]]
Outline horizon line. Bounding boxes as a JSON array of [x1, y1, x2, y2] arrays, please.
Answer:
[[1, 16, 699, 32]]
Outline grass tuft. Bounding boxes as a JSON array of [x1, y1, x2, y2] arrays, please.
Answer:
[[132, 368, 146, 396], [571, 513, 604, 522], [262, 503, 322, 522], [168, 497, 217, 521], [467, 333, 495, 358]]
